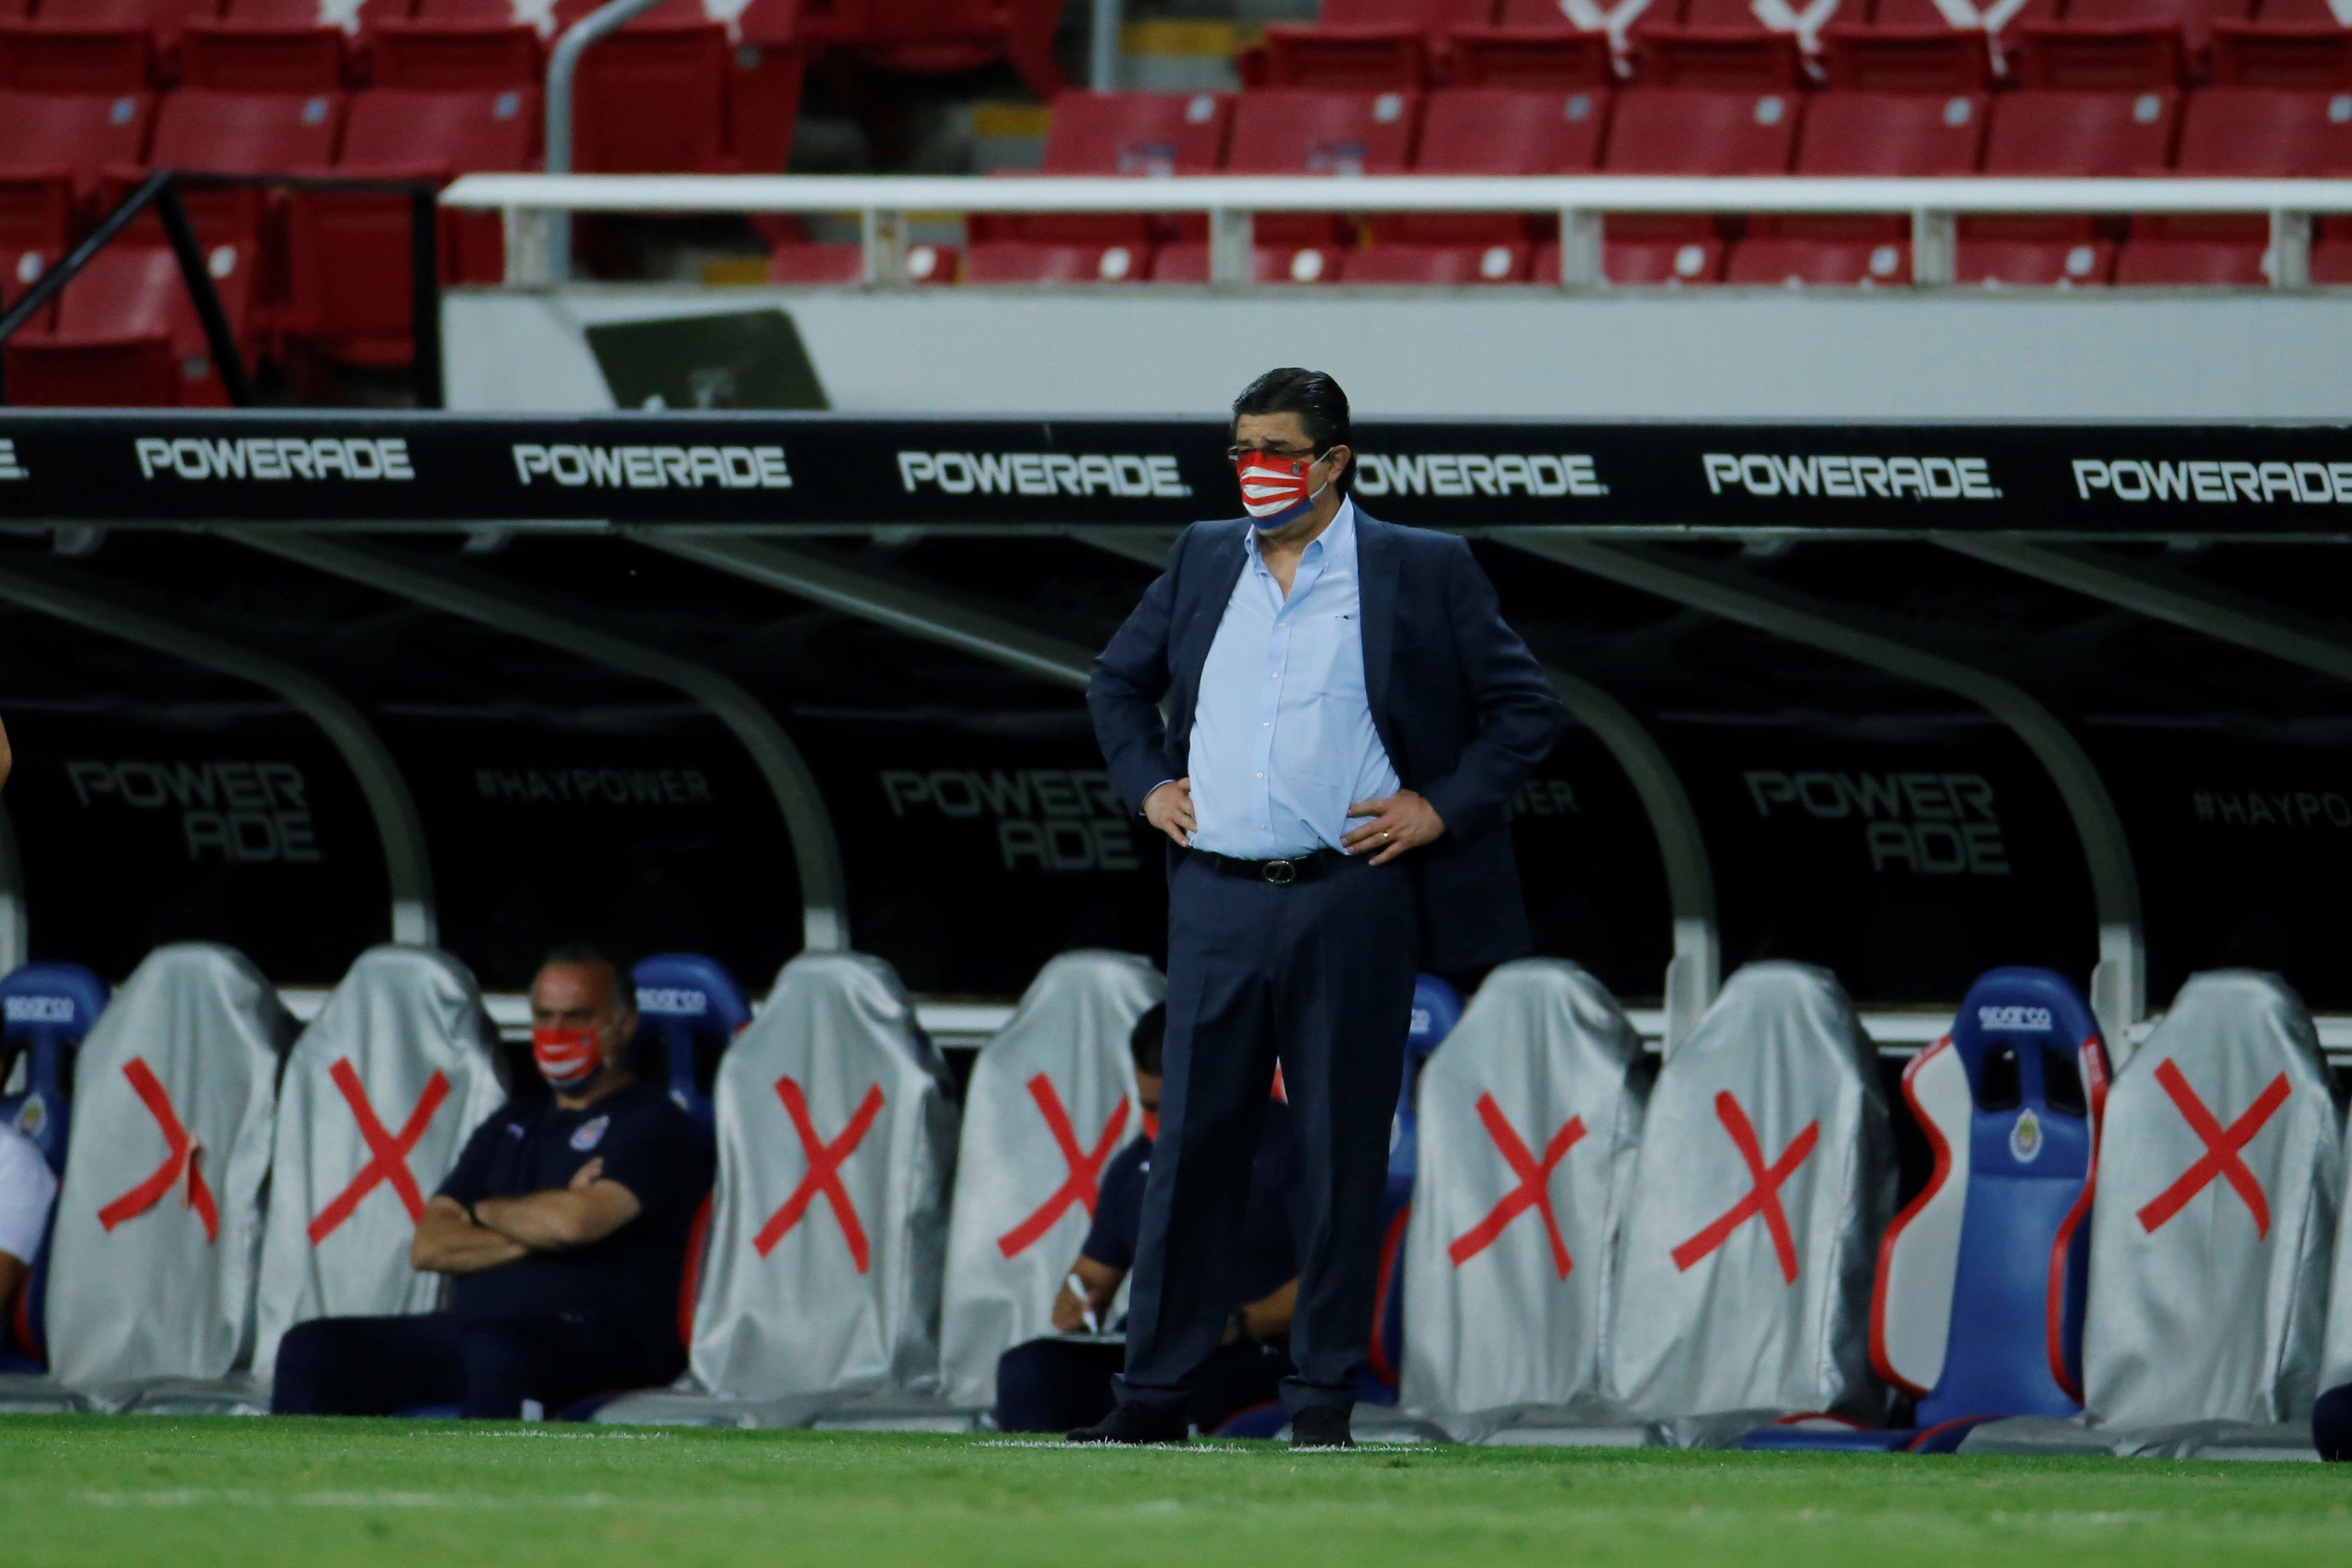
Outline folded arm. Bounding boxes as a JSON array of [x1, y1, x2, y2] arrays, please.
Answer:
[[1414, 539, 1566, 841], [410, 1196, 529, 1275], [473, 1157, 643, 1252]]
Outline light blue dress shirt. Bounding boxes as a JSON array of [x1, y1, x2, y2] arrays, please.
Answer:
[[1186, 499, 1402, 859]]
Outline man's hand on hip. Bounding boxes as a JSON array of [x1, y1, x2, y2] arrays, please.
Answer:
[[1144, 778, 1196, 847], [1343, 790, 1445, 866]]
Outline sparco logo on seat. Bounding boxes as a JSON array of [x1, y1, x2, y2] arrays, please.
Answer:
[[135, 436, 415, 481], [2073, 459, 2352, 503], [1353, 452, 1606, 499], [895, 452, 1191, 498], [1978, 1005, 2055, 1032], [512, 444, 791, 489], [1702, 454, 1999, 499]]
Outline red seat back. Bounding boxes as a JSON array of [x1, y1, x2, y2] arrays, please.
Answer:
[[569, 21, 729, 172], [148, 83, 343, 170], [0, 20, 156, 91], [1042, 89, 1230, 174], [365, 20, 541, 87], [0, 87, 153, 172], [1980, 85, 2179, 171], [178, 21, 346, 89], [1224, 87, 1420, 172], [962, 239, 1150, 284], [1416, 84, 1608, 170], [1340, 240, 1530, 282], [1602, 85, 1801, 170], [1795, 89, 1987, 171], [1726, 235, 1912, 284], [1818, 22, 1994, 89], [2173, 84, 2352, 171], [2208, 20, 2352, 86], [337, 81, 535, 170]]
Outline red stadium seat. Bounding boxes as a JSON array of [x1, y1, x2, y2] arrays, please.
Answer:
[[1953, 236, 2116, 284], [567, 21, 730, 172], [362, 20, 541, 87], [1971, 86, 2179, 241], [2208, 20, 2352, 85], [825, 0, 1063, 99], [2176, 83, 2352, 171], [2311, 215, 2352, 281], [1797, 88, 1989, 171], [283, 81, 536, 362], [1446, 7, 1611, 89], [0, 171, 74, 305], [725, 3, 804, 172], [3, 243, 251, 404], [1817, 22, 1994, 90], [1982, 83, 2181, 169], [982, 90, 1229, 244], [411, 0, 533, 19], [962, 240, 1151, 284], [2112, 235, 2273, 281], [1749, 89, 1985, 254], [2007, 16, 2198, 87], [26, 0, 223, 53], [1148, 241, 1346, 282], [0, 19, 158, 92], [2041, 0, 2251, 57], [1603, 85, 1799, 245], [1632, 0, 1819, 90], [1224, 87, 1420, 243], [765, 238, 959, 285], [178, 20, 346, 89], [1338, 240, 1530, 281], [1594, 236, 1728, 283], [1603, 85, 1802, 171], [1724, 234, 1912, 283], [228, 0, 405, 22], [1260, 1, 1496, 90], [1372, 85, 1607, 242], [0, 87, 154, 189]]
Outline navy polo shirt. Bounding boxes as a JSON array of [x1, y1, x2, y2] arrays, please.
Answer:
[[437, 1079, 713, 1351], [1083, 1102, 1299, 1312]]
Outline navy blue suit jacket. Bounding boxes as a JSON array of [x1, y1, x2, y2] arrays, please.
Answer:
[[1088, 510, 1565, 973]]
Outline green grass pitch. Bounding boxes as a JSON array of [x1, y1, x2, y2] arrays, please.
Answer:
[[1, 1414, 2344, 1567]]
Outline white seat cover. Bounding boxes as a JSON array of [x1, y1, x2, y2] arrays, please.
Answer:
[[1606, 961, 1894, 1420], [690, 952, 958, 1400], [937, 950, 1159, 1409], [2084, 970, 2342, 1428], [251, 945, 508, 1377], [47, 945, 294, 1391], [1400, 959, 1645, 1420]]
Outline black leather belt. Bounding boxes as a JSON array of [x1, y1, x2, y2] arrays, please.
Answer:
[[1189, 846, 1350, 885]]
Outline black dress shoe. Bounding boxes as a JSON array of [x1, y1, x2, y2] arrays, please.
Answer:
[[1290, 1407, 1353, 1449], [1068, 1403, 1189, 1445]]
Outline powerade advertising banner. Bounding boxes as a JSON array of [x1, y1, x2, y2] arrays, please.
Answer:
[[3, 413, 2352, 533]]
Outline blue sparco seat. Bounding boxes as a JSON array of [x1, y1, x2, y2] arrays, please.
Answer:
[[631, 953, 752, 1140], [1745, 966, 2107, 1454], [1, 961, 109, 1371]]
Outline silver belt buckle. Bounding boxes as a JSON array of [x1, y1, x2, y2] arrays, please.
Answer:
[[1262, 858, 1297, 885]]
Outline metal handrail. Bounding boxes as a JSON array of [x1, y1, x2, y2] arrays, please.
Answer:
[[443, 171, 2352, 288], [0, 169, 447, 408], [542, 0, 670, 283]]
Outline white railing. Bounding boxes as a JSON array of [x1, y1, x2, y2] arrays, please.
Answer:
[[441, 172, 2352, 289]]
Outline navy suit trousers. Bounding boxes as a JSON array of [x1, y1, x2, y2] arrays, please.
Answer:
[[1116, 850, 1417, 1417]]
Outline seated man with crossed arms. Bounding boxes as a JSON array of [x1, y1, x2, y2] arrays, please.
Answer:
[[273, 944, 712, 1418], [995, 1004, 1300, 1435]]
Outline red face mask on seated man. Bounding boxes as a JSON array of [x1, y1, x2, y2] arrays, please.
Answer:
[[531, 1025, 603, 1090]]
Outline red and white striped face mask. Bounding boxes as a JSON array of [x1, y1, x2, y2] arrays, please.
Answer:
[[1234, 449, 1329, 527], [532, 1026, 604, 1091]]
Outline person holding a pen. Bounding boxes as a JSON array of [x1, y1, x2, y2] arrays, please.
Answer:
[[995, 1004, 1300, 1435]]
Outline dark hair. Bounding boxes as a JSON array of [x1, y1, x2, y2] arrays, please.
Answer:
[[1232, 367, 1354, 495], [1129, 1002, 1167, 1079], [538, 942, 633, 1011]]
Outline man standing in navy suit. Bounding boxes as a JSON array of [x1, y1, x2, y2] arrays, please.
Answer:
[[1080, 368, 1564, 1447]]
